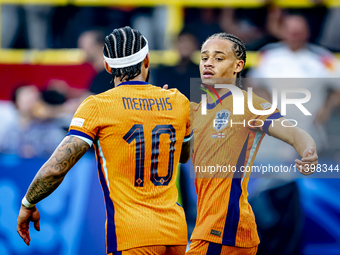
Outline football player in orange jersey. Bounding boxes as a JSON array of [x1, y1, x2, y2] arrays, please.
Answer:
[[17, 26, 192, 255], [186, 33, 318, 255]]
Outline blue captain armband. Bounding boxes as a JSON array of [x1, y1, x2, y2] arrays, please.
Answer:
[[263, 112, 283, 135]]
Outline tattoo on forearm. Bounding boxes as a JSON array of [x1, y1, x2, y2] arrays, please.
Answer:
[[26, 136, 90, 204]]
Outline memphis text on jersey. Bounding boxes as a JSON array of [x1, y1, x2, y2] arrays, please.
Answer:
[[122, 97, 173, 111]]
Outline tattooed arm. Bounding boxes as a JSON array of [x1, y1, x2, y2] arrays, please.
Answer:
[[17, 136, 90, 245]]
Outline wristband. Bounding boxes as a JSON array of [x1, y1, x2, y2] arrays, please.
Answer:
[[22, 196, 35, 208]]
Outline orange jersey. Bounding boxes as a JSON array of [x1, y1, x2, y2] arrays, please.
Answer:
[[191, 89, 282, 247], [67, 81, 191, 253]]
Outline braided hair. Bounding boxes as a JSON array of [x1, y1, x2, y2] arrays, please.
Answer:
[[205, 33, 247, 88], [103, 26, 147, 86]]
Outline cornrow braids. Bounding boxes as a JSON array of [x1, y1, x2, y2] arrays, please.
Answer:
[[103, 26, 147, 86], [205, 33, 247, 88]]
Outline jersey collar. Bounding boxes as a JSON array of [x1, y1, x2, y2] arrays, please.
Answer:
[[116, 81, 149, 87], [207, 91, 232, 110]]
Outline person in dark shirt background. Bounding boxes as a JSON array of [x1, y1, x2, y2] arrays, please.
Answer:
[[78, 30, 112, 94], [155, 29, 200, 100]]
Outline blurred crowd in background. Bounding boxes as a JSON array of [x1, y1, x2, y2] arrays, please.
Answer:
[[1, 2, 340, 158], [0, 1, 340, 255]]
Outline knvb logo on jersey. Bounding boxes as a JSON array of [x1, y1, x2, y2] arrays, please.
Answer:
[[213, 109, 230, 132]]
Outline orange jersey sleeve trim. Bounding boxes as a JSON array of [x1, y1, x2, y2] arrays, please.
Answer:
[[67, 129, 94, 141], [93, 142, 118, 253]]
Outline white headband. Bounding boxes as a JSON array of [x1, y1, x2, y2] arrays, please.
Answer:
[[104, 39, 149, 68]]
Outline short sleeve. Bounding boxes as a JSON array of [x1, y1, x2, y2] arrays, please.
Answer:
[[246, 92, 282, 135], [67, 96, 100, 144]]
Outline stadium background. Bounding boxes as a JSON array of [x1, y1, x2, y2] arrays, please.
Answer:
[[0, 0, 340, 254]]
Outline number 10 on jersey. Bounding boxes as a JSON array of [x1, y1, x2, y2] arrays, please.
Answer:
[[123, 124, 176, 187]]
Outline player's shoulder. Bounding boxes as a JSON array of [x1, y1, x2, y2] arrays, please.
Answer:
[[243, 88, 268, 102], [74, 95, 100, 115], [79, 94, 97, 107], [257, 42, 289, 62], [241, 88, 248, 96], [258, 42, 286, 53], [307, 43, 335, 58], [93, 87, 116, 97], [162, 86, 189, 100], [190, 101, 200, 112], [239, 88, 250, 101], [151, 85, 190, 103], [90, 87, 122, 104]]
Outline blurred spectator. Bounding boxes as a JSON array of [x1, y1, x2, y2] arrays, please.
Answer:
[[0, 85, 67, 158], [51, 6, 133, 48], [249, 181, 304, 255], [219, 7, 278, 51], [246, 14, 340, 254], [218, 4, 327, 51], [295, 5, 328, 44], [47, 79, 86, 100], [155, 29, 200, 99], [46, 79, 87, 121], [1, 5, 52, 49], [131, 7, 167, 50], [155, 30, 200, 237], [78, 30, 112, 94], [266, 5, 327, 45], [248, 15, 340, 159], [319, 8, 340, 52], [184, 8, 222, 45], [317, 88, 340, 158]]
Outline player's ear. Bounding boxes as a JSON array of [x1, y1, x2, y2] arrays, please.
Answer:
[[104, 60, 112, 74], [234, 59, 244, 75], [143, 53, 150, 69]]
